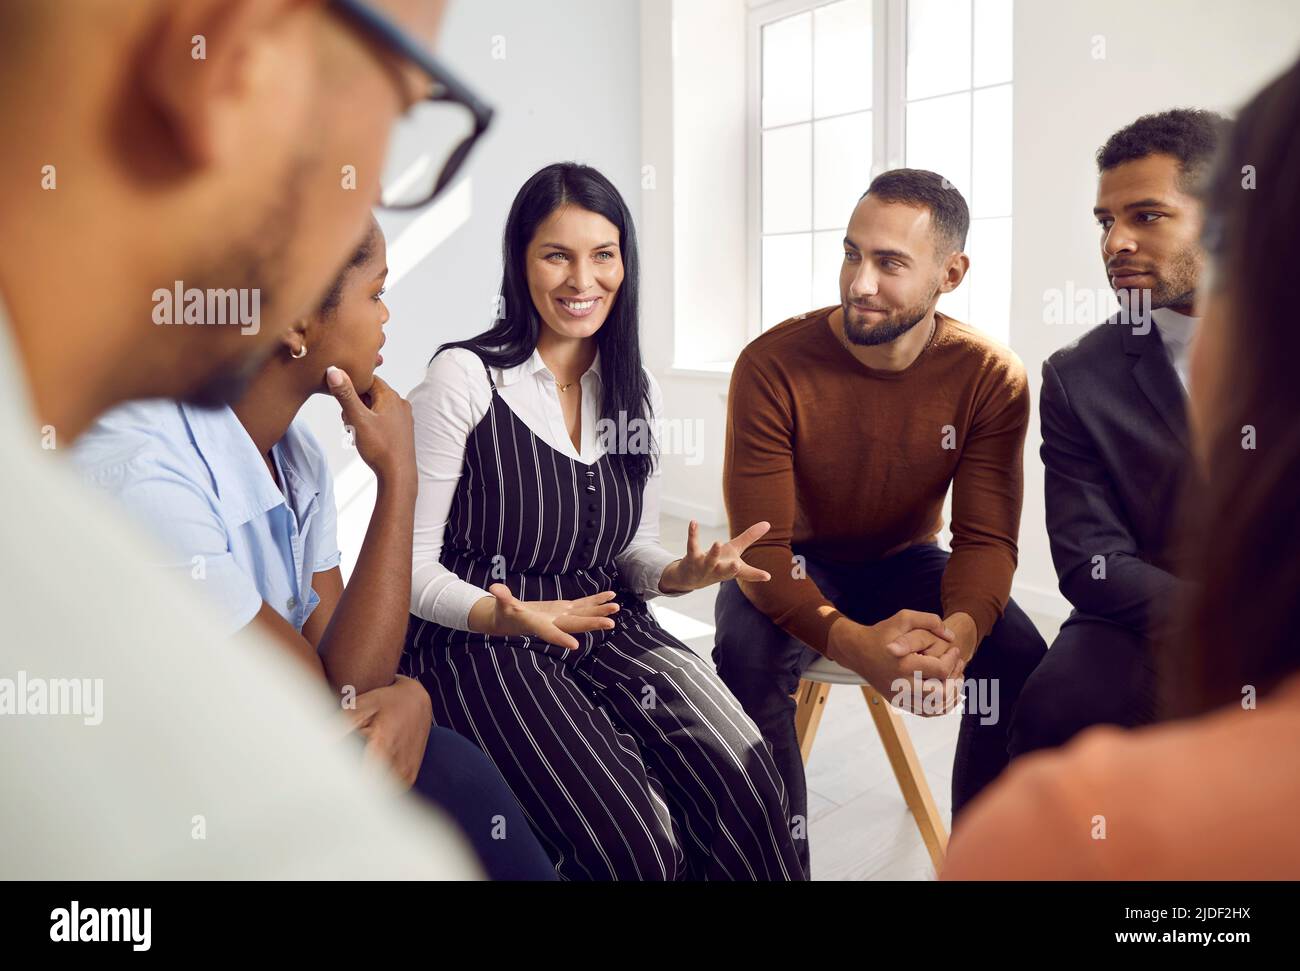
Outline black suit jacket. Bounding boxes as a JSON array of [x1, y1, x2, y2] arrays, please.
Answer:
[[1041, 312, 1192, 635]]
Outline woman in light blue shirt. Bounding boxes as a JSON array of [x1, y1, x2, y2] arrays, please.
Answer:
[[75, 217, 552, 880]]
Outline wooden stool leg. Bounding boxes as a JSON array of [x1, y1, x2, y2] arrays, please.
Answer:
[[793, 680, 831, 765], [861, 685, 949, 873]]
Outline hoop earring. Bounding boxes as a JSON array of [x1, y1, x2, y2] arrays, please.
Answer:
[[291, 344, 308, 360]]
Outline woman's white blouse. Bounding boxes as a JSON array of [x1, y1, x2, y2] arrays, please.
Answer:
[[409, 345, 682, 629]]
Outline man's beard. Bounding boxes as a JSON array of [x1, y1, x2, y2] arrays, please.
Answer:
[[186, 343, 280, 409], [182, 152, 311, 410], [842, 295, 934, 346], [1112, 241, 1203, 311]]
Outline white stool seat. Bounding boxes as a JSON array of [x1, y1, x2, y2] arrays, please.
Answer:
[[802, 655, 868, 686]]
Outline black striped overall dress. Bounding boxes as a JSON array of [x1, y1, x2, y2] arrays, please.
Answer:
[[402, 357, 805, 880]]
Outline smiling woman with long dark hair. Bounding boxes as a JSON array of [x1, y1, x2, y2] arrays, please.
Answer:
[[401, 162, 804, 881], [438, 161, 657, 487]]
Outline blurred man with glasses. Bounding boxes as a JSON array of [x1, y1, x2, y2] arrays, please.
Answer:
[[0, 0, 495, 878]]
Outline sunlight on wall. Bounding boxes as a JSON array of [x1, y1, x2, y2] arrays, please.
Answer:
[[386, 176, 474, 289]]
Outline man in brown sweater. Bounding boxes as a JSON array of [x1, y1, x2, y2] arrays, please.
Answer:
[[714, 169, 1047, 873]]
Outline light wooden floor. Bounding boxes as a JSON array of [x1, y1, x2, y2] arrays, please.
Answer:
[[652, 514, 1061, 881]]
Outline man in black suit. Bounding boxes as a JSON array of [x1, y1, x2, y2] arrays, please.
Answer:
[[1008, 109, 1226, 757]]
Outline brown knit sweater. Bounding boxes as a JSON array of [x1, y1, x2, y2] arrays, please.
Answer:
[[723, 306, 1030, 654]]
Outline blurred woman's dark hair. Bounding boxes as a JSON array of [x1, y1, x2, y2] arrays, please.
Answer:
[[436, 162, 654, 485], [1164, 55, 1300, 718]]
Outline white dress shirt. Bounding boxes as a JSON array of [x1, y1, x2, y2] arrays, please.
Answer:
[[1152, 307, 1200, 393], [0, 295, 479, 879], [409, 345, 682, 628]]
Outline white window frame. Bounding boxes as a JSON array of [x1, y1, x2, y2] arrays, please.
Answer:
[[746, 0, 904, 344], [746, 0, 1013, 346]]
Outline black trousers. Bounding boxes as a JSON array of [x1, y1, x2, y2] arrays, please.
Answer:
[[411, 726, 558, 880], [1006, 613, 1157, 758], [712, 543, 1046, 875], [412, 610, 804, 881]]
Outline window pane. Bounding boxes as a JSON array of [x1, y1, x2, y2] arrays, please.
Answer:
[[907, 0, 972, 101], [814, 111, 872, 230], [972, 83, 1012, 217], [906, 92, 971, 204], [967, 216, 1012, 344], [763, 12, 813, 128], [813, 230, 846, 309], [936, 271, 971, 324], [763, 123, 812, 234], [762, 233, 813, 330], [974, 0, 1014, 87], [814, 0, 873, 118]]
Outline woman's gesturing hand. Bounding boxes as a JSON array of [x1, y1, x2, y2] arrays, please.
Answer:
[[468, 583, 621, 650], [658, 520, 773, 594]]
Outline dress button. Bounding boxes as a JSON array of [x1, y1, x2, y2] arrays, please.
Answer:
[[586, 485, 597, 493], [286, 596, 297, 611], [586, 520, 596, 527]]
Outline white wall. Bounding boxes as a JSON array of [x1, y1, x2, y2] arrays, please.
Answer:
[[671, 0, 750, 367], [641, 0, 749, 530], [305, 0, 645, 576]]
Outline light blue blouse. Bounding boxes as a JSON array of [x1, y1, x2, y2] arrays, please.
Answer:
[[73, 400, 340, 635]]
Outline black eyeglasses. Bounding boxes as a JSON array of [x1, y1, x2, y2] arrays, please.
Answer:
[[329, 0, 495, 210]]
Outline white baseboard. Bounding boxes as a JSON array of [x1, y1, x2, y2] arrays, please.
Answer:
[[1010, 581, 1071, 623], [660, 494, 728, 528]]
